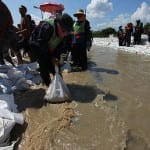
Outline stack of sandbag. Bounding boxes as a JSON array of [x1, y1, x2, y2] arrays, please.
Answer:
[[0, 62, 42, 149], [0, 94, 24, 149], [0, 62, 42, 94]]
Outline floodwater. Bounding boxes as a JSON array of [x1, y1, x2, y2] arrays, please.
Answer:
[[13, 45, 150, 150]]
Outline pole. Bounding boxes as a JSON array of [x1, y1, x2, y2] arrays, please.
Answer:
[[33, 6, 43, 20]]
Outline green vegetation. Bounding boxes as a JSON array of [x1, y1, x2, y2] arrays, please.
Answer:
[[143, 23, 150, 34], [92, 22, 150, 38], [92, 27, 117, 37]]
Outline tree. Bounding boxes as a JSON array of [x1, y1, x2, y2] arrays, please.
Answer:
[[143, 23, 150, 34], [92, 27, 117, 37]]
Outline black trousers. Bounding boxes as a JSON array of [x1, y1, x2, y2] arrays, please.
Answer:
[[30, 43, 55, 86], [72, 43, 87, 70], [0, 30, 18, 65]]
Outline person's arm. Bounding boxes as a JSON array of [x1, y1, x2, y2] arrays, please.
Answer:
[[85, 20, 92, 41], [16, 16, 31, 38]]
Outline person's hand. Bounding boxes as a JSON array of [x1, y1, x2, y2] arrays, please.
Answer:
[[16, 31, 21, 36], [52, 57, 59, 65]]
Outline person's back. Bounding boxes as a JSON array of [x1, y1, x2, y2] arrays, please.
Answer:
[[117, 26, 125, 46], [26, 14, 36, 33], [0, 1, 15, 65], [0, 0, 13, 40], [29, 14, 73, 86]]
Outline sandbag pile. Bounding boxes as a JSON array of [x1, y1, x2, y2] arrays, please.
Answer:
[[0, 62, 42, 149]]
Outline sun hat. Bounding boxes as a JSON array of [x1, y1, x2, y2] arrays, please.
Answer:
[[73, 9, 85, 17], [57, 13, 74, 32]]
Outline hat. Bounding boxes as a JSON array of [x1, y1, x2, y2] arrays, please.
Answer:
[[73, 9, 85, 17], [19, 5, 27, 12], [57, 13, 74, 32]]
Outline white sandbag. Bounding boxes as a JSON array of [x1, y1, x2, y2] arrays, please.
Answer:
[[27, 61, 39, 70], [0, 94, 24, 124], [0, 140, 16, 150], [0, 79, 12, 94], [0, 85, 8, 94], [0, 118, 15, 145], [0, 94, 24, 148], [61, 62, 71, 73], [0, 94, 17, 112], [12, 78, 30, 91], [0, 73, 8, 79], [0, 109, 24, 125], [7, 68, 24, 83], [66, 52, 72, 61], [31, 76, 42, 85], [61, 52, 72, 73], [44, 65, 71, 102], [26, 62, 39, 76], [0, 65, 13, 73]]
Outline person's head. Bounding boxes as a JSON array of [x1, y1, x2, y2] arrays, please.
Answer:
[[19, 5, 27, 16], [119, 26, 122, 30], [56, 13, 73, 37], [136, 19, 140, 25], [73, 9, 86, 21], [26, 14, 31, 21]]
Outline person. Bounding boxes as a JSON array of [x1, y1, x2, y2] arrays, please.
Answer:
[[26, 14, 36, 33], [29, 13, 73, 86], [0, 0, 21, 65], [117, 26, 125, 46], [16, 5, 31, 63], [86, 30, 93, 51], [125, 23, 133, 47], [24, 14, 36, 61], [148, 27, 150, 44], [71, 9, 91, 71], [133, 20, 143, 45]]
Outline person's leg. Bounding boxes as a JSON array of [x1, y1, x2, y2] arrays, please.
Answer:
[[39, 62, 51, 86], [0, 39, 5, 64], [9, 30, 23, 64], [71, 44, 80, 66], [79, 44, 87, 70], [0, 49, 5, 64]]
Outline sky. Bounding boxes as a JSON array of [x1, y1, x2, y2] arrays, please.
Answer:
[[4, 0, 150, 31]]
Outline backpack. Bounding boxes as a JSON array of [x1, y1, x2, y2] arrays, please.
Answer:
[[29, 21, 53, 46]]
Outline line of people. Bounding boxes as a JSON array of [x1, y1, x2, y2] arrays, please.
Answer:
[[0, 0, 93, 86], [29, 9, 93, 86], [117, 20, 144, 47], [0, 2, 36, 65]]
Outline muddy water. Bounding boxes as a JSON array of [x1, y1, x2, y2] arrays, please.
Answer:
[[13, 45, 150, 150], [89, 46, 150, 150]]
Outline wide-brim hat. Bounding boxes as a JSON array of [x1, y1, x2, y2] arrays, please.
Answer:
[[73, 9, 85, 17]]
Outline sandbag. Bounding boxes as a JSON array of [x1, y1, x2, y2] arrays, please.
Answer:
[[61, 52, 71, 73], [44, 65, 71, 102]]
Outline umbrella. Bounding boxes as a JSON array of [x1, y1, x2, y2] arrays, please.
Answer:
[[40, 2, 64, 13]]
